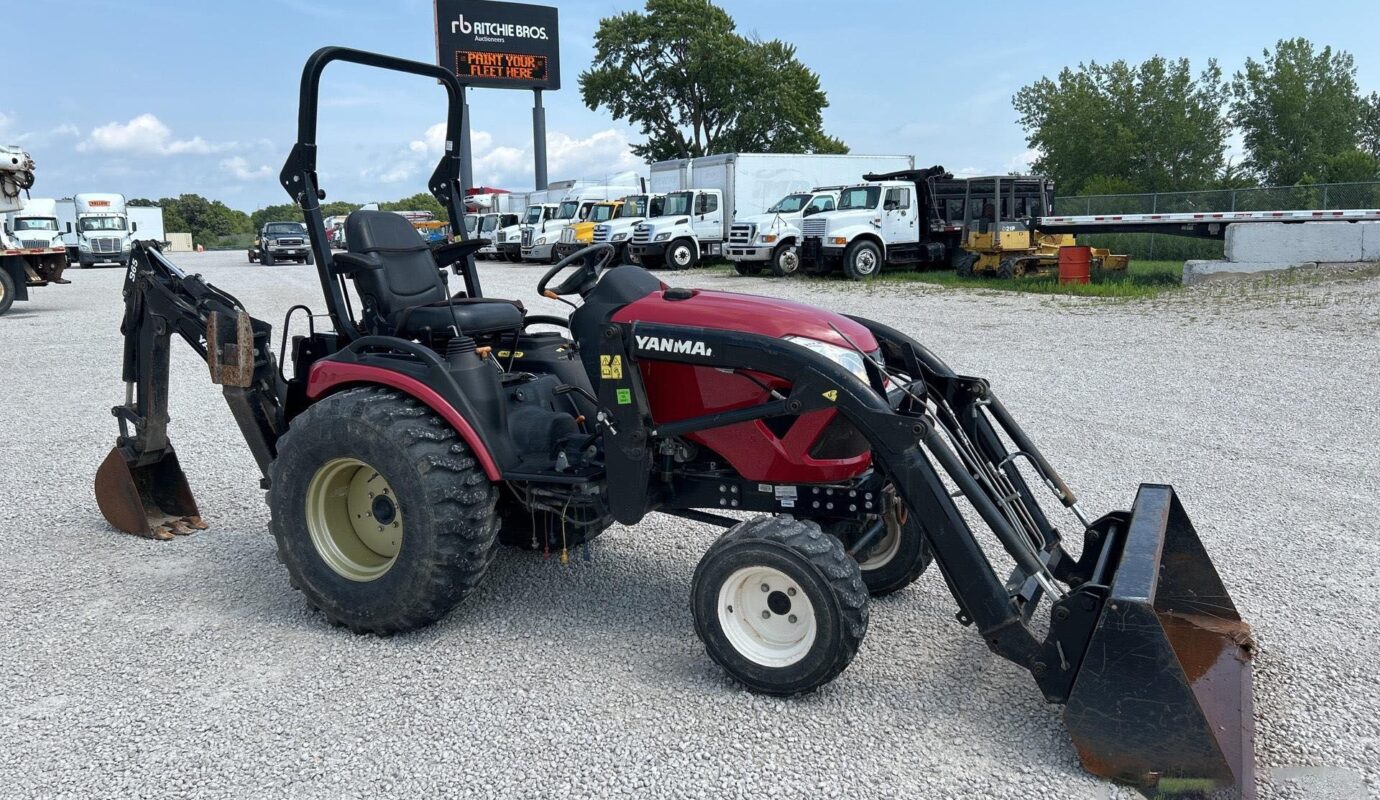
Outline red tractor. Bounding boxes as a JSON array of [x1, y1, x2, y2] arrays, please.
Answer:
[[94, 48, 1254, 799]]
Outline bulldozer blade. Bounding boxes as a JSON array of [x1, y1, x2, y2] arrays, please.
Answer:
[[1065, 485, 1254, 799], [94, 446, 206, 540]]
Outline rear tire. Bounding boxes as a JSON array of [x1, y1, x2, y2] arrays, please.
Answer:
[[692, 516, 868, 695], [268, 386, 500, 635], [667, 239, 697, 270], [770, 243, 800, 277], [842, 240, 882, 281], [0, 269, 15, 316], [997, 258, 1017, 279], [248, 252, 257, 263], [823, 504, 931, 597], [733, 262, 761, 276]]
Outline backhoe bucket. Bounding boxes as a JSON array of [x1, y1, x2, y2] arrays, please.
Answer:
[[1065, 485, 1254, 799], [94, 446, 205, 540]]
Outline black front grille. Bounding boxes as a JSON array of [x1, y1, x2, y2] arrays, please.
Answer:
[[800, 237, 823, 263]]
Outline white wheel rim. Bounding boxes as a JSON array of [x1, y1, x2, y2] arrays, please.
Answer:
[[855, 249, 877, 274], [673, 245, 692, 266], [779, 248, 798, 273], [716, 566, 816, 667]]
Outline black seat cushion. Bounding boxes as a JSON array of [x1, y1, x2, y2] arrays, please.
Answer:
[[344, 210, 523, 337], [396, 297, 526, 338]]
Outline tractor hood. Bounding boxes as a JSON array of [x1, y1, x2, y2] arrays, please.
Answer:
[[613, 288, 879, 352]]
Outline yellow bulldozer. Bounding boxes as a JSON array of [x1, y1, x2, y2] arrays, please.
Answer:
[[941, 175, 1128, 278]]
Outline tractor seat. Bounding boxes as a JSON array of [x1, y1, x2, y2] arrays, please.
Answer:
[[340, 210, 525, 338]]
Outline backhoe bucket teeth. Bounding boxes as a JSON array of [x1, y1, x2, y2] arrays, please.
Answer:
[[94, 446, 206, 540], [1065, 485, 1254, 799]]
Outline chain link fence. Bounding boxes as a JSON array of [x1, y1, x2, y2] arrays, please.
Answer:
[[1064, 180, 1380, 216]]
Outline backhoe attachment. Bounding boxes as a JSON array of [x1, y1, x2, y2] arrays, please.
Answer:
[[95, 242, 283, 538]]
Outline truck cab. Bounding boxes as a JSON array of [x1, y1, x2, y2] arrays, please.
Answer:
[[69, 193, 136, 268], [592, 193, 664, 262], [553, 200, 624, 262], [477, 212, 518, 260], [628, 188, 724, 270], [516, 203, 560, 263], [5, 197, 65, 252], [797, 168, 950, 280], [727, 189, 840, 276]]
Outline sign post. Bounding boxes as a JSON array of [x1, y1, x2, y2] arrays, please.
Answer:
[[435, 0, 560, 192]]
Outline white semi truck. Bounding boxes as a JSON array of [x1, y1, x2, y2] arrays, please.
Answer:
[[66, 193, 138, 268], [633, 153, 915, 271]]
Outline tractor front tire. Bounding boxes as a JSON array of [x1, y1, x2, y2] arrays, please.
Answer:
[[0, 269, 15, 316], [954, 251, 977, 278], [692, 516, 869, 696], [268, 386, 500, 635], [842, 240, 882, 281]]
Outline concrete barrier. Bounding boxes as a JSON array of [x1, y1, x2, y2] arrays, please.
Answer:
[[1183, 260, 1315, 285], [1361, 222, 1380, 260], [1225, 222, 1366, 263]]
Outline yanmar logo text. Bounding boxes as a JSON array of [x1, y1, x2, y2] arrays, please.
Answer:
[[451, 14, 549, 41], [636, 335, 713, 357]]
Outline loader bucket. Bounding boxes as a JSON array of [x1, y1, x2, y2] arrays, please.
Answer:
[[1065, 485, 1255, 799], [94, 446, 206, 540]]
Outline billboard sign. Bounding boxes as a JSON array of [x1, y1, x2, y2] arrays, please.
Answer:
[[435, 0, 561, 91]]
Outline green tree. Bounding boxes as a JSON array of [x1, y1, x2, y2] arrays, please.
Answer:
[[1231, 38, 1366, 186], [1014, 56, 1229, 195], [580, 0, 846, 161], [156, 194, 252, 247], [378, 192, 446, 219]]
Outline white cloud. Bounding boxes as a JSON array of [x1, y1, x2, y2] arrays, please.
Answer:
[[1006, 147, 1041, 174], [373, 124, 643, 191], [51, 123, 80, 138], [78, 113, 237, 156], [221, 156, 271, 181]]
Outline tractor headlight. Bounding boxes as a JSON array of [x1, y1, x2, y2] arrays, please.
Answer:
[[655, 232, 671, 242], [784, 336, 869, 384]]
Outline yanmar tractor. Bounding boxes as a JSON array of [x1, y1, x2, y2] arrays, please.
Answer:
[[94, 48, 1256, 798]]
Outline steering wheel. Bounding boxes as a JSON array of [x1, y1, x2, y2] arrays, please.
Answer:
[[537, 243, 617, 299]]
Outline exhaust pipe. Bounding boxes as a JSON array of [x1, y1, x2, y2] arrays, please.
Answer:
[[1064, 485, 1254, 798], [95, 444, 205, 539]]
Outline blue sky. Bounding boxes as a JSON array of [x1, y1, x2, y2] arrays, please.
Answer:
[[5, 0, 1379, 211]]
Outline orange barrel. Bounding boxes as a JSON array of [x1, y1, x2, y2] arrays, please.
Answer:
[[1059, 246, 1091, 285]]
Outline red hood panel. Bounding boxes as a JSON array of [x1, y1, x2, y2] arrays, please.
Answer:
[[612, 289, 878, 350]]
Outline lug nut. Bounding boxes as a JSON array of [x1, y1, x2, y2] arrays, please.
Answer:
[[788, 615, 797, 624], [761, 610, 771, 620], [787, 587, 796, 596], [761, 583, 769, 592]]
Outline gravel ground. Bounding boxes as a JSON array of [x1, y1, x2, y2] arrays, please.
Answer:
[[1, 251, 1377, 799]]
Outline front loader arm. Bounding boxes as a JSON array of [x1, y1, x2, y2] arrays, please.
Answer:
[[96, 242, 286, 538]]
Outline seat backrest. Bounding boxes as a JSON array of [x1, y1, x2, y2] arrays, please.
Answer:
[[345, 210, 446, 329]]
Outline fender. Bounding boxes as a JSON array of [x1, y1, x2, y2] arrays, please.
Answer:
[[306, 360, 502, 480]]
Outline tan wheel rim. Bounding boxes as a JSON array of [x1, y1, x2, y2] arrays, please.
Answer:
[[305, 457, 404, 582], [855, 506, 903, 571]]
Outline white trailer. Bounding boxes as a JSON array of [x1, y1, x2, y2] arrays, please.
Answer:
[[130, 206, 166, 245]]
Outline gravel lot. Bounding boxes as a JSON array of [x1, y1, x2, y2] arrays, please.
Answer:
[[2, 251, 1378, 799]]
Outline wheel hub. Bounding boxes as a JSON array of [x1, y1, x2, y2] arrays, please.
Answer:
[[779, 248, 799, 273], [717, 566, 816, 667], [305, 457, 404, 582], [673, 246, 691, 266], [856, 250, 877, 273]]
